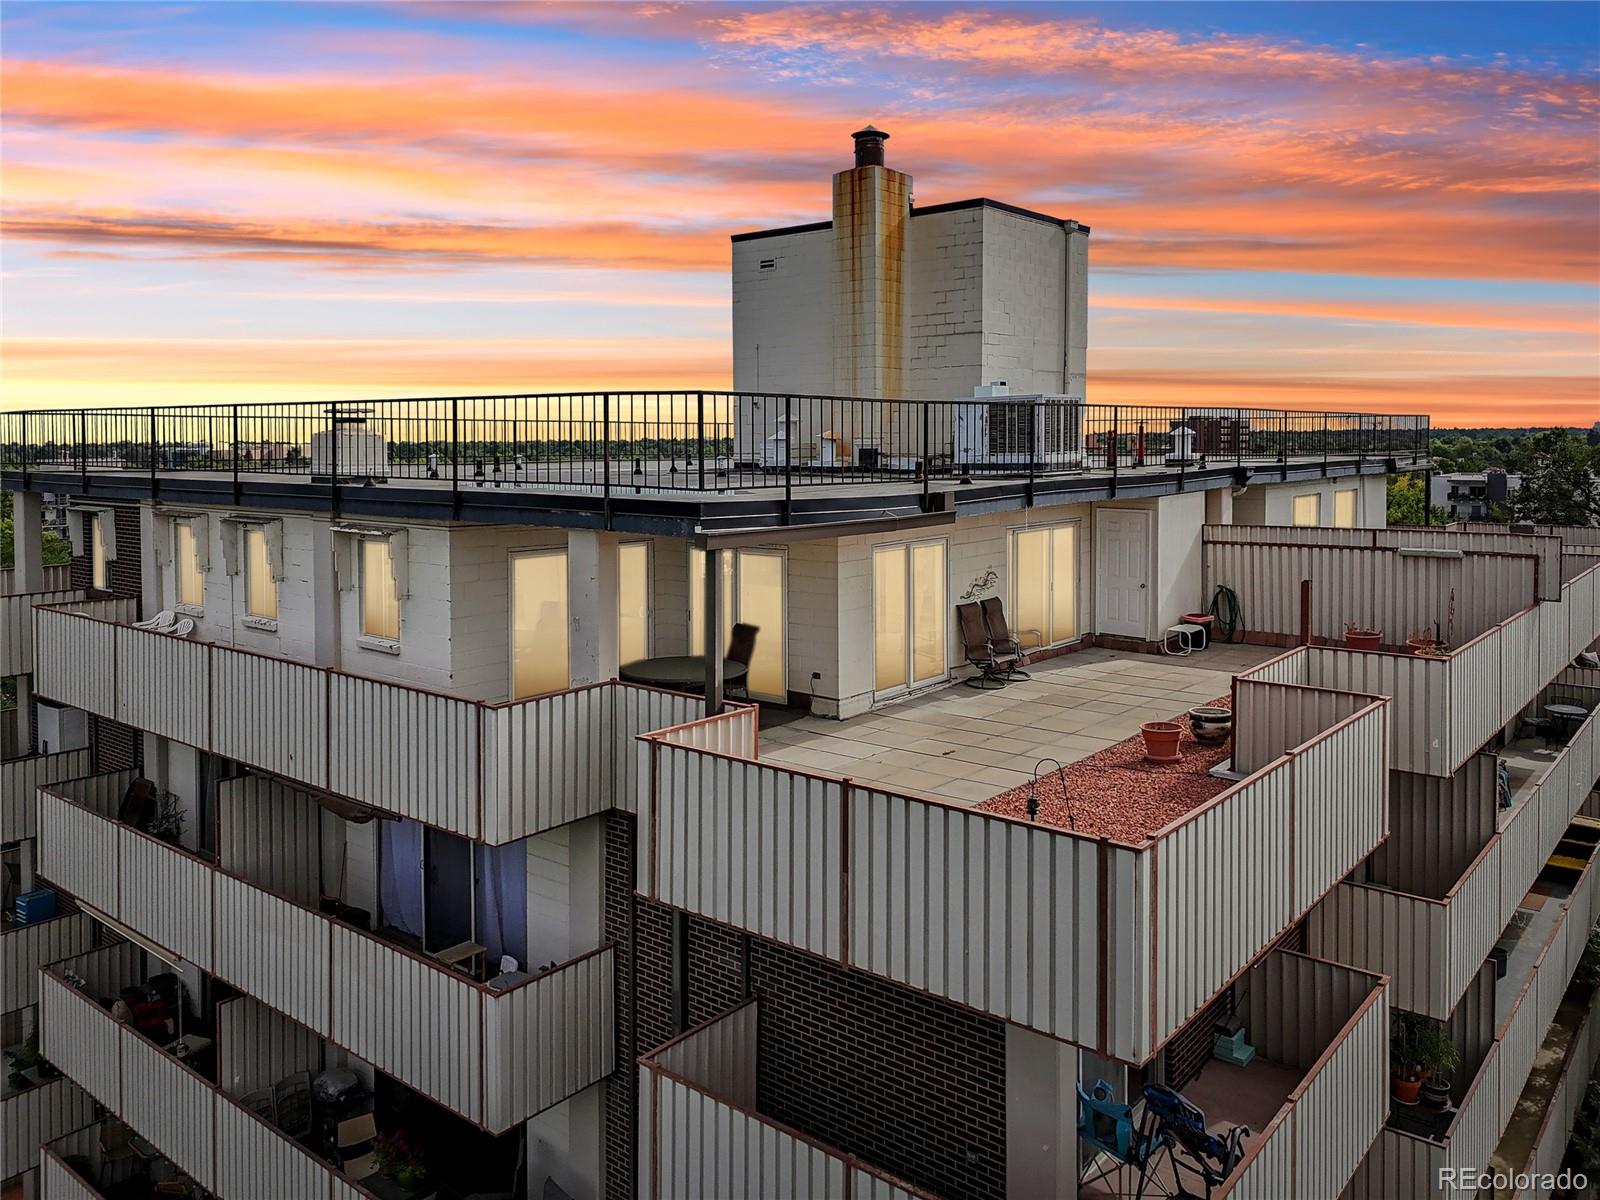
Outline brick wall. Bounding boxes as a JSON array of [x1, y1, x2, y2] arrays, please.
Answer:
[[620, 891, 1007, 1200], [749, 939, 1007, 1200], [70, 504, 143, 601]]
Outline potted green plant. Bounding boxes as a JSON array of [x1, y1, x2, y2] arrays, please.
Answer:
[[1391, 1012, 1459, 1106], [1413, 1019, 1461, 1108], [373, 1130, 428, 1194]]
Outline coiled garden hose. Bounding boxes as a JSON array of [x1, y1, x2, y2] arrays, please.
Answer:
[[1208, 584, 1245, 643]]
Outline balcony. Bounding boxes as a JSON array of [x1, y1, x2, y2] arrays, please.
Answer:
[[1345, 824, 1600, 1197], [41, 1120, 215, 1200], [32, 603, 710, 843], [1488, 920, 1600, 1194], [36, 944, 531, 1199], [1209, 526, 1600, 776], [1308, 682, 1600, 1019], [2, 1072, 94, 1183], [639, 996, 939, 1200], [637, 663, 1387, 1063], [0, 739, 93, 845], [35, 775, 616, 1134], [1084, 950, 1389, 1200], [2, 903, 96, 1014], [0, 563, 81, 677]]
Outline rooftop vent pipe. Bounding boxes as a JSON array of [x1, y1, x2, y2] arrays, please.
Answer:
[[852, 125, 888, 168]]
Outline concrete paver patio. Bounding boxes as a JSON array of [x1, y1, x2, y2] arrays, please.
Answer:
[[758, 643, 1274, 807]]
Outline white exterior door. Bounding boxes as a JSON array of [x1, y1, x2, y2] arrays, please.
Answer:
[[1095, 509, 1152, 639]]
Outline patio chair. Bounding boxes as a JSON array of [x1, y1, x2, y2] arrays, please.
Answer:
[[97, 1120, 140, 1187], [334, 1112, 379, 1181], [132, 610, 178, 632], [239, 1086, 276, 1125], [979, 597, 1038, 679], [957, 602, 1015, 689], [273, 1071, 314, 1141], [726, 623, 759, 701]]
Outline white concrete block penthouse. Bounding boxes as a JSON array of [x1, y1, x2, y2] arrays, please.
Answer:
[[0, 131, 1593, 1200]]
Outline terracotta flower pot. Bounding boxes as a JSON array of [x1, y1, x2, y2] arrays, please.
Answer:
[[1188, 706, 1233, 744], [1344, 628, 1382, 651], [1391, 1072, 1423, 1106], [1407, 636, 1443, 656], [1140, 721, 1184, 763]]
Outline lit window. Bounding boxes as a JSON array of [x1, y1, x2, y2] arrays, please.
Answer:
[[361, 539, 400, 641], [245, 527, 278, 620], [1291, 494, 1321, 527], [175, 521, 204, 608], [90, 517, 109, 590], [511, 549, 568, 698], [618, 542, 651, 665], [1333, 489, 1358, 529]]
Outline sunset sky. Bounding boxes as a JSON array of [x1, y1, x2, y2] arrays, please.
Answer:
[[2, 1, 1596, 426]]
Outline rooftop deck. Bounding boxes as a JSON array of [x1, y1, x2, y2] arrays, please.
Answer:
[[0, 393, 1426, 532], [761, 645, 1269, 839]]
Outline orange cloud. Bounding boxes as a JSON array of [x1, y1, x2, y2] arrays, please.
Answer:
[[1093, 294, 1598, 336]]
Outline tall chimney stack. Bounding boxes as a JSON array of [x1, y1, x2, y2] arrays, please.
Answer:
[[833, 126, 908, 399]]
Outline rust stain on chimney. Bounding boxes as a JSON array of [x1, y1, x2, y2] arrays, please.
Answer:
[[832, 126, 906, 403]]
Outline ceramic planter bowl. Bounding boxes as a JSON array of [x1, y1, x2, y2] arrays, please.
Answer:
[[1187, 706, 1233, 744]]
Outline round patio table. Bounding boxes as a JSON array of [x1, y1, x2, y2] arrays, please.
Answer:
[[1545, 702, 1589, 741], [620, 655, 749, 693]]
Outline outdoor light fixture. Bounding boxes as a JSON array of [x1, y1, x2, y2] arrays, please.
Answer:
[[1029, 757, 1075, 829]]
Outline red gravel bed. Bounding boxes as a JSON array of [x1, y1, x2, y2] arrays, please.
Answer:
[[977, 696, 1235, 842]]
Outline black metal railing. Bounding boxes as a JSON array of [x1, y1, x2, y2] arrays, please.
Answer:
[[0, 393, 1430, 502]]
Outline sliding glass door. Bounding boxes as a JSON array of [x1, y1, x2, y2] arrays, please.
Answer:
[[1010, 523, 1080, 648], [873, 540, 947, 696], [689, 547, 787, 702]]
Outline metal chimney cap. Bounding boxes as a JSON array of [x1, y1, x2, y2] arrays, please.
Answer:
[[851, 125, 889, 167]]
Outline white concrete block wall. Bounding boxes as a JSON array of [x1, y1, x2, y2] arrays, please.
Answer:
[[448, 524, 545, 701], [734, 203, 1083, 404], [731, 228, 834, 396], [904, 208, 985, 400], [978, 208, 1072, 398]]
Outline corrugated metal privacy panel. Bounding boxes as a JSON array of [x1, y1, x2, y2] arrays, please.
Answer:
[[651, 746, 844, 960], [0, 587, 85, 676], [1204, 524, 1563, 602], [0, 912, 95, 1013], [652, 997, 758, 1106], [640, 684, 1386, 1064], [1203, 541, 1535, 649], [1223, 951, 1388, 1200], [0, 1076, 94, 1181], [1, 747, 92, 846], [30, 605, 719, 843]]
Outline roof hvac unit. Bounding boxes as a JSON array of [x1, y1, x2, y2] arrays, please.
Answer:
[[955, 384, 1083, 469]]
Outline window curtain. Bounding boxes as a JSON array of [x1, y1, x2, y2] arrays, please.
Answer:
[[378, 819, 425, 940], [474, 841, 528, 972]]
